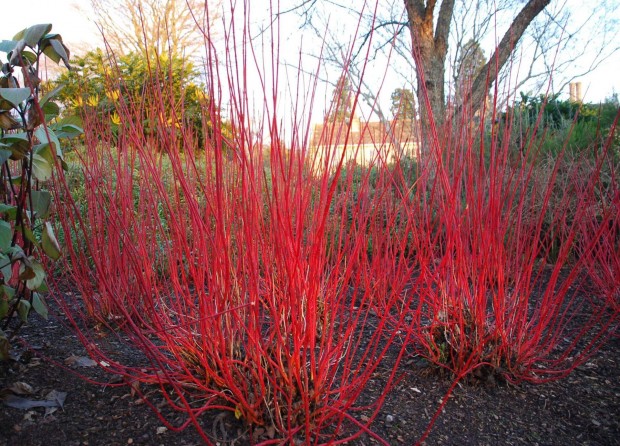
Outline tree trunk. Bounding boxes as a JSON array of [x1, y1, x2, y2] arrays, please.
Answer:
[[404, 0, 455, 135], [404, 0, 551, 144]]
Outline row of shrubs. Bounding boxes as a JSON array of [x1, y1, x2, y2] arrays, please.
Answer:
[[52, 69, 618, 446], [1, 21, 618, 446]]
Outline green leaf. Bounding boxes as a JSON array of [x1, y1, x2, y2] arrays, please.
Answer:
[[31, 190, 52, 219], [9, 145, 29, 161], [57, 115, 82, 128], [1, 134, 30, 160], [0, 298, 8, 320], [0, 88, 31, 109], [0, 40, 17, 53], [40, 84, 64, 107], [0, 148, 12, 164], [18, 51, 37, 65], [42, 101, 60, 122], [14, 24, 53, 47], [17, 225, 39, 248], [0, 220, 12, 252], [25, 261, 45, 290], [32, 153, 53, 181], [0, 254, 12, 281], [32, 144, 54, 181], [43, 38, 71, 69], [34, 126, 58, 147], [42, 41, 61, 64], [1, 132, 28, 143], [1, 285, 15, 299], [7, 40, 26, 66], [42, 222, 61, 260], [7, 245, 25, 261], [0, 204, 17, 221], [32, 293, 48, 320], [34, 126, 61, 155], [50, 123, 83, 139], [17, 299, 31, 322]]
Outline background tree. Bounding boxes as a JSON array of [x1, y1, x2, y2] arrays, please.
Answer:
[[454, 39, 485, 105], [291, 0, 618, 140], [390, 87, 417, 146], [53, 49, 210, 141], [328, 74, 354, 124], [85, 0, 217, 59], [391, 87, 416, 121], [404, 0, 550, 128]]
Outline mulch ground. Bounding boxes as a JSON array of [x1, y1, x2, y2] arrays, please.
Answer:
[[1, 289, 618, 446]]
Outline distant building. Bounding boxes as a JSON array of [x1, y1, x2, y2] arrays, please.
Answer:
[[309, 114, 419, 171], [569, 82, 583, 102]]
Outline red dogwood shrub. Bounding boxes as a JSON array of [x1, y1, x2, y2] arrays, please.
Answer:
[[50, 2, 412, 444]]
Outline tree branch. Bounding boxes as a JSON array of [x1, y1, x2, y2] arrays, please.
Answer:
[[434, 0, 455, 53], [467, 0, 551, 111], [354, 20, 410, 62]]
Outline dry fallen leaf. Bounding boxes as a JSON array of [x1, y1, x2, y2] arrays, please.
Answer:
[[45, 390, 67, 409], [2, 395, 59, 410], [64, 355, 97, 367], [129, 380, 141, 397], [27, 357, 42, 368], [108, 375, 124, 385], [254, 427, 265, 437], [8, 382, 34, 395], [1, 389, 67, 412]]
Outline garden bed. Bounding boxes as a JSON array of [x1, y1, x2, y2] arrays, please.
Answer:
[[1, 287, 618, 446]]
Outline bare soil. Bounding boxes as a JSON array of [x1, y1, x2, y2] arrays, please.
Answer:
[[1, 287, 618, 446]]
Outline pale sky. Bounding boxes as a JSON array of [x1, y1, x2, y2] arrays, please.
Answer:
[[2, 0, 618, 109], [3, 1, 103, 51]]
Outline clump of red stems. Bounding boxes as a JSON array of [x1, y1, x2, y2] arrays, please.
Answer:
[[574, 130, 620, 313], [390, 64, 620, 440], [50, 2, 413, 444]]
